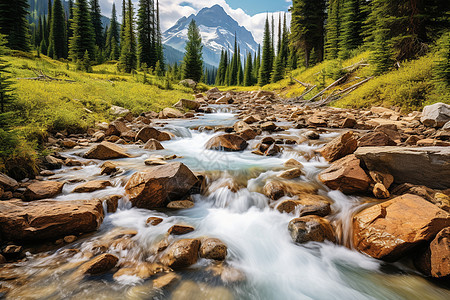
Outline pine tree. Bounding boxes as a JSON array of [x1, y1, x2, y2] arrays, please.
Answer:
[[289, 0, 326, 67], [258, 17, 273, 86], [182, 20, 203, 82], [67, 0, 74, 47], [243, 52, 253, 86], [434, 32, 450, 87], [0, 33, 13, 115], [120, 0, 126, 43], [48, 0, 67, 59], [253, 45, 260, 81], [137, 0, 156, 68], [216, 49, 227, 85], [155, 0, 164, 73], [69, 0, 95, 62], [0, 0, 31, 51], [90, 0, 103, 48], [228, 36, 239, 85], [325, 0, 342, 60], [119, 0, 137, 73], [48, 0, 52, 21], [237, 46, 243, 85], [105, 3, 120, 60], [339, 0, 363, 59]]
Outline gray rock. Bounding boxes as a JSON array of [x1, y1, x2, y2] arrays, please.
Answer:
[[110, 105, 130, 116], [355, 146, 450, 189], [420, 102, 450, 128]]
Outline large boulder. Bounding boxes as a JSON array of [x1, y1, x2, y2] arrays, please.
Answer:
[[318, 154, 371, 194], [125, 162, 199, 209], [288, 216, 335, 244], [136, 127, 171, 143], [105, 120, 130, 137], [421, 102, 450, 128], [415, 227, 450, 278], [354, 147, 450, 189], [0, 173, 18, 191], [358, 131, 397, 147], [0, 199, 104, 242], [84, 141, 130, 160], [174, 99, 201, 111], [24, 181, 64, 201], [317, 131, 358, 162], [205, 134, 248, 152], [160, 239, 200, 269], [144, 139, 164, 150], [162, 108, 184, 119], [353, 194, 450, 260]]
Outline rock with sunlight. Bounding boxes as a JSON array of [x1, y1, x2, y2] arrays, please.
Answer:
[[199, 238, 228, 261], [415, 227, 450, 278], [84, 141, 130, 160], [420, 102, 450, 128], [125, 162, 199, 209], [160, 239, 201, 269], [205, 134, 248, 151], [72, 180, 112, 193], [24, 180, 64, 201], [288, 216, 335, 244], [136, 126, 171, 142], [0, 199, 104, 242], [353, 194, 450, 260], [316, 131, 358, 162]]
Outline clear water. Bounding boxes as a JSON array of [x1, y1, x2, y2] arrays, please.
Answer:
[[2, 111, 449, 300]]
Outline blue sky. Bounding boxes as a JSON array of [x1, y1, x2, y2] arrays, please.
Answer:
[[100, 0, 292, 43]]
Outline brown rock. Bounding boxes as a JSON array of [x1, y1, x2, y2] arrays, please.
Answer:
[[341, 118, 357, 128], [167, 200, 194, 209], [84, 141, 130, 160], [415, 227, 450, 278], [284, 159, 303, 169], [238, 128, 258, 141], [353, 194, 450, 260], [64, 235, 77, 243], [144, 139, 164, 150], [162, 108, 184, 118], [0, 254, 5, 264], [125, 162, 199, 209], [174, 99, 201, 111], [161, 239, 200, 269], [243, 115, 260, 124], [100, 195, 121, 213], [263, 181, 286, 200], [146, 217, 163, 226], [199, 238, 227, 260], [153, 272, 181, 289], [24, 181, 64, 201], [114, 263, 169, 280], [278, 168, 303, 179], [136, 126, 171, 143], [168, 225, 195, 235], [0, 199, 104, 242], [0, 173, 18, 190], [276, 196, 331, 217], [308, 116, 327, 127], [261, 121, 277, 131], [78, 254, 119, 275], [205, 134, 248, 151], [100, 161, 118, 175], [73, 180, 112, 193], [61, 140, 77, 148], [288, 216, 335, 244], [318, 154, 371, 194], [358, 132, 397, 147], [105, 121, 129, 137], [317, 131, 358, 162], [373, 183, 390, 199]]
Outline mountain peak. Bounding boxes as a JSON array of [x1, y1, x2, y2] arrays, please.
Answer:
[[163, 5, 258, 67]]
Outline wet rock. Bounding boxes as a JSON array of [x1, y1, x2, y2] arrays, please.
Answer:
[[84, 141, 130, 160], [368, 171, 394, 189], [421, 102, 450, 128], [105, 121, 129, 137], [319, 154, 371, 194], [355, 146, 450, 189], [278, 168, 303, 179], [110, 105, 130, 116], [238, 128, 258, 141], [136, 126, 171, 143], [168, 225, 195, 235], [167, 200, 194, 209], [43, 155, 63, 169], [100, 161, 118, 175], [341, 118, 357, 128], [0, 173, 18, 191], [65, 158, 82, 166], [174, 99, 201, 111], [415, 227, 450, 278], [288, 216, 335, 244], [114, 263, 169, 281], [1, 245, 23, 260], [353, 194, 450, 260], [61, 139, 77, 148], [284, 158, 303, 169], [372, 183, 390, 199], [276, 195, 331, 217], [144, 139, 164, 150], [146, 217, 163, 226], [307, 116, 327, 127], [24, 181, 64, 201], [162, 107, 184, 118], [305, 131, 320, 140], [317, 131, 358, 162], [0, 254, 5, 264], [160, 238, 200, 269], [199, 238, 227, 261], [243, 115, 260, 124], [263, 181, 286, 200], [171, 281, 234, 300], [264, 143, 282, 156], [153, 272, 181, 289], [205, 134, 248, 151], [358, 131, 397, 147], [0, 199, 104, 242], [261, 121, 277, 131], [73, 180, 112, 193], [64, 235, 77, 243], [78, 253, 119, 275], [125, 162, 199, 209]]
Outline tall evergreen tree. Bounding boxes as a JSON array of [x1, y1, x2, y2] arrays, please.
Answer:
[[120, 0, 126, 42], [258, 17, 273, 86], [48, 0, 67, 59], [67, 0, 74, 47], [90, 0, 103, 48], [253, 45, 260, 81], [228, 36, 239, 85], [338, 0, 363, 59], [69, 0, 95, 62], [182, 20, 203, 82], [434, 32, 450, 87], [216, 49, 227, 85], [237, 46, 243, 85], [289, 0, 326, 67], [119, 0, 137, 73], [0, 33, 13, 115], [243, 52, 254, 86], [325, 0, 342, 60], [105, 3, 120, 60], [155, 0, 164, 73], [0, 0, 31, 51], [137, 0, 156, 68]]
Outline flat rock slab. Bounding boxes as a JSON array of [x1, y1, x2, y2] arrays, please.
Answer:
[[0, 199, 104, 242], [84, 141, 130, 160], [355, 147, 450, 189], [353, 194, 449, 260]]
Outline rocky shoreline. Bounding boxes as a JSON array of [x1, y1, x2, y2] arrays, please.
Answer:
[[0, 89, 449, 297]]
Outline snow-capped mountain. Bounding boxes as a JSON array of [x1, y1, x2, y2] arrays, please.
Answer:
[[163, 5, 259, 67]]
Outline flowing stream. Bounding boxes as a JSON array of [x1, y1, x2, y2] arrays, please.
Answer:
[[2, 109, 449, 300]]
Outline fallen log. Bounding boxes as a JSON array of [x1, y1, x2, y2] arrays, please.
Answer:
[[290, 77, 313, 88], [308, 74, 348, 102]]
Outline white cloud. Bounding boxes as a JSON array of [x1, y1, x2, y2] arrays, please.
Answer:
[[100, 0, 290, 44]]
